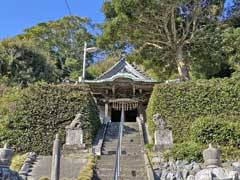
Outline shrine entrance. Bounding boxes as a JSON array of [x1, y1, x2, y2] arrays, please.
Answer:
[[85, 58, 158, 124], [111, 108, 138, 122]]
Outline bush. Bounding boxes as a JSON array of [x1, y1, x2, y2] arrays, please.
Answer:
[[147, 78, 240, 143], [220, 146, 240, 161], [78, 154, 95, 180], [191, 116, 240, 147], [164, 142, 205, 162], [1, 84, 100, 155], [10, 153, 27, 171]]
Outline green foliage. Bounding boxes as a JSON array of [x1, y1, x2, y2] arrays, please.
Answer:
[[220, 146, 240, 161], [222, 27, 240, 77], [0, 38, 59, 84], [21, 16, 96, 80], [144, 144, 154, 152], [164, 142, 204, 162], [98, 0, 226, 79], [78, 154, 95, 180], [0, 85, 23, 141], [38, 177, 50, 180], [1, 84, 100, 155], [10, 153, 27, 171], [188, 26, 233, 79], [191, 116, 240, 147], [87, 57, 117, 79], [147, 78, 240, 143]]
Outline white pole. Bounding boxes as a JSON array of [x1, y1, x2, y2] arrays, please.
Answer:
[[82, 41, 87, 81]]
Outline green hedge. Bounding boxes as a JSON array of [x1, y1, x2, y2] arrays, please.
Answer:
[[191, 116, 240, 146], [147, 78, 240, 143], [164, 142, 204, 162], [1, 84, 100, 155]]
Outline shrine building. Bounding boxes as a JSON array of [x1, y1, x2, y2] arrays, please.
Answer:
[[84, 57, 158, 123]]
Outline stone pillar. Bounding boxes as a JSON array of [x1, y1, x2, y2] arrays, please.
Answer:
[[51, 134, 61, 180], [104, 102, 110, 123]]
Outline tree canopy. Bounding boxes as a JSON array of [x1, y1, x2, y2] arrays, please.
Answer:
[[98, 0, 228, 80], [0, 38, 59, 85], [19, 16, 96, 81]]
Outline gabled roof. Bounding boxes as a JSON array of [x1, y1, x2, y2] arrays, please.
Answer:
[[86, 58, 157, 83]]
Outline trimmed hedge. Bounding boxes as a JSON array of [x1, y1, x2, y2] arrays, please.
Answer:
[[1, 84, 100, 155], [164, 142, 204, 162], [147, 78, 240, 143], [191, 116, 240, 147]]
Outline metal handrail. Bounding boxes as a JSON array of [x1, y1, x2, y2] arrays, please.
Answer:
[[113, 105, 125, 180]]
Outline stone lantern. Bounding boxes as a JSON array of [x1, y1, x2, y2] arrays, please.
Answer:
[[0, 144, 14, 168], [203, 144, 221, 168], [195, 144, 228, 180], [0, 144, 23, 180]]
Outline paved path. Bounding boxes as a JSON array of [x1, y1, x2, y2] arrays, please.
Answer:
[[28, 155, 87, 180]]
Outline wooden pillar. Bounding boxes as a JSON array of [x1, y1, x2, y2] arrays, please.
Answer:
[[133, 85, 136, 97], [104, 101, 110, 123], [112, 85, 116, 97]]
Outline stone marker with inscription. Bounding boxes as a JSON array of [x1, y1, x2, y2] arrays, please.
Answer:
[[153, 114, 173, 151]]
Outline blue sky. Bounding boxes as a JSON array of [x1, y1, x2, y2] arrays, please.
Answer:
[[0, 0, 234, 40], [0, 0, 104, 39]]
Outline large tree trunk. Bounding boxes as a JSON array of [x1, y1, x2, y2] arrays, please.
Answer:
[[176, 47, 190, 81]]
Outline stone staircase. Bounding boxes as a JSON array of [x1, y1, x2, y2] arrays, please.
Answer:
[[93, 122, 147, 180], [28, 155, 87, 180]]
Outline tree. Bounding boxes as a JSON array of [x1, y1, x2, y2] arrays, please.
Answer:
[[19, 16, 96, 80], [87, 56, 117, 79], [222, 27, 240, 78], [0, 38, 59, 84], [98, 0, 226, 80]]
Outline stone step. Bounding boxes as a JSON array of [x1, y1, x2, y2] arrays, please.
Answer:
[[96, 159, 145, 167], [28, 155, 87, 180], [94, 122, 147, 180], [93, 175, 148, 180], [95, 169, 146, 178], [102, 147, 144, 153], [99, 154, 144, 161]]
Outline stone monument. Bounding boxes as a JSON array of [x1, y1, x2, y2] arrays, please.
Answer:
[[153, 114, 173, 151], [63, 113, 86, 154], [0, 144, 23, 180]]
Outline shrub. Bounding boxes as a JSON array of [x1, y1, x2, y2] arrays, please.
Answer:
[[164, 142, 205, 162], [10, 153, 27, 171], [191, 116, 240, 147], [38, 177, 50, 180], [147, 78, 240, 143], [78, 154, 95, 180], [1, 84, 100, 155], [220, 146, 240, 161]]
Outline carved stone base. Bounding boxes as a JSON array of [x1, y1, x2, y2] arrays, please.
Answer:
[[62, 144, 87, 155], [154, 144, 172, 151]]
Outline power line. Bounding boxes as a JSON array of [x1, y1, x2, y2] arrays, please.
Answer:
[[64, 0, 72, 15]]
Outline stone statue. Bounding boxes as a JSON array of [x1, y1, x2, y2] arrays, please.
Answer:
[[153, 113, 166, 129], [66, 113, 83, 129], [63, 113, 86, 154]]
